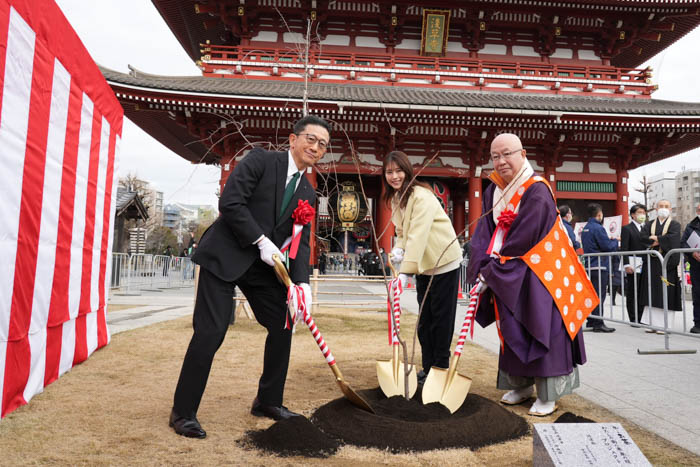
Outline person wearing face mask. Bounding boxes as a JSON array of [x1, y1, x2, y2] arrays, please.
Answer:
[[581, 203, 618, 332], [621, 204, 648, 325], [640, 199, 682, 330], [680, 202, 700, 334], [382, 150, 462, 385], [558, 205, 581, 251]]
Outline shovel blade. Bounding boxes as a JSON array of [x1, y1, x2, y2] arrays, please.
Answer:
[[421, 367, 472, 414], [336, 379, 375, 413], [376, 359, 418, 399]]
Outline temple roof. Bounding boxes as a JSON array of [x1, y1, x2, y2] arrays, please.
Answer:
[[102, 66, 700, 117], [151, 0, 700, 69], [116, 188, 149, 220]]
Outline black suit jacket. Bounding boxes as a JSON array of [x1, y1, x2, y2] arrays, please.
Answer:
[[621, 222, 648, 266], [193, 148, 316, 284]]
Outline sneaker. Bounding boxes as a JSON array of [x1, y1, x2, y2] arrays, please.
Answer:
[[529, 398, 558, 417], [690, 326, 700, 334], [500, 386, 534, 405]]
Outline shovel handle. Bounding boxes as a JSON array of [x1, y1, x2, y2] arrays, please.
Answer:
[[389, 278, 402, 345], [272, 254, 336, 365], [303, 306, 336, 366], [454, 283, 482, 357]]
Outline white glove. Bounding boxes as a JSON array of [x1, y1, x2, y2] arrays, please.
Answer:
[[398, 273, 409, 289], [297, 283, 312, 323], [391, 247, 404, 263], [256, 236, 282, 267], [475, 275, 488, 294]]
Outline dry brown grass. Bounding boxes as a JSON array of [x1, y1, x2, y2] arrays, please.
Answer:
[[1, 308, 698, 466]]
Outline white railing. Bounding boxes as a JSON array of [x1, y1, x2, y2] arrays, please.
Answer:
[[110, 253, 195, 294]]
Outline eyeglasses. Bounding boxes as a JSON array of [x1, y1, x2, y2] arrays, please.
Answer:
[[297, 133, 329, 151], [490, 148, 523, 163]]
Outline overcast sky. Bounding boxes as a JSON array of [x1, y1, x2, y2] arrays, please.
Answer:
[[55, 0, 700, 207]]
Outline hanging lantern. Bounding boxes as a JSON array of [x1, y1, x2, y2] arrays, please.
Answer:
[[329, 181, 368, 231], [430, 180, 450, 214]]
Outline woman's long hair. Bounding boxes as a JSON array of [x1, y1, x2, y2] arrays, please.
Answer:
[[381, 151, 431, 210]]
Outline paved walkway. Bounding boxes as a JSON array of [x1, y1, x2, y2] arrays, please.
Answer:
[[107, 280, 700, 456]]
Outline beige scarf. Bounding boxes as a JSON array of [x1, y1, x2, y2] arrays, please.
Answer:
[[492, 159, 534, 224]]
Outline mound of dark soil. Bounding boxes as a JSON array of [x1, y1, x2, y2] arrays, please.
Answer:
[[554, 412, 596, 423], [311, 387, 529, 453], [240, 415, 340, 458]]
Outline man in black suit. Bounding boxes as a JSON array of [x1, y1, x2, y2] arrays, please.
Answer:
[[169, 115, 330, 438], [621, 204, 647, 324]]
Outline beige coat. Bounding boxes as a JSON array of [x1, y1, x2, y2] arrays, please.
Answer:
[[392, 186, 462, 275]]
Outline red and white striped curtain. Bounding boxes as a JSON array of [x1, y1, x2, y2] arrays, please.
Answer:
[[0, 0, 123, 417]]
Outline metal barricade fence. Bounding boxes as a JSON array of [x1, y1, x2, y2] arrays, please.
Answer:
[[126, 254, 153, 294], [580, 249, 698, 355], [110, 253, 130, 289], [110, 254, 195, 294]]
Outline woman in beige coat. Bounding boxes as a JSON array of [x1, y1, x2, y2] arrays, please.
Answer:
[[382, 151, 462, 384]]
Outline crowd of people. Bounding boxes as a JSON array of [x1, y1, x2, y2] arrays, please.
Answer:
[[167, 115, 700, 439]]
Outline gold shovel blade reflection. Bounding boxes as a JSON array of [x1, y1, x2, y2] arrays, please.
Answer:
[[421, 355, 472, 414], [376, 346, 418, 398]]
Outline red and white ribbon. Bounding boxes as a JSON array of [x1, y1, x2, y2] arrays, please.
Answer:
[[280, 223, 304, 259], [386, 277, 403, 345], [454, 282, 484, 357], [285, 284, 306, 330], [302, 305, 336, 365]]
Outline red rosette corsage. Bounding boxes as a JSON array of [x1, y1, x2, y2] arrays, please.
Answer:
[[292, 200, 315, 225], [497, 209, 517, 229]]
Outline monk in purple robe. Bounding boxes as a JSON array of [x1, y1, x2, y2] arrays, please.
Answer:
[[466, 133, 586, 416]]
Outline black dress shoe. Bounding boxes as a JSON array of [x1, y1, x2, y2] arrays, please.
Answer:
[[592, 324, 616, 333], [251, 397, 300, 421], [169, 409, 206, 439], [690, 326, 700, 334]]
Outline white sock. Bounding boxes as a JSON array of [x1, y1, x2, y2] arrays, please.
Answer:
[[529, 397, 557, 415], [500, 385, 534, 404]]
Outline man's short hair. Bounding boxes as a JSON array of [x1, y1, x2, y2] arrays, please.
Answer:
[[630, 204, 646, 215], [559, 205, 571, 218], [587, 203, 603, 218], [293, 115, 331, 135]]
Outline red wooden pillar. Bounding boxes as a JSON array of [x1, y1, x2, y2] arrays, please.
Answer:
[[452, 192, 466, 237], [467, 176, 482, 237], [616, 170, 629, 225], [376, 183, 394, 252], [306, 169, 318, 266], [219, 155, 235, 195], [544, 164, 556, 188]]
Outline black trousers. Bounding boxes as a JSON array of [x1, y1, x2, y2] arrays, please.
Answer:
[[625, 272, 643, 323], [587, 269, 608, 328], [173, 261, 291, 418], [691, 264, 700, 326], [415, 268, 459, 372]]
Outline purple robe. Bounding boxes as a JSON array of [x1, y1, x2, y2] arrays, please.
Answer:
[[466, 180, 586, 378]]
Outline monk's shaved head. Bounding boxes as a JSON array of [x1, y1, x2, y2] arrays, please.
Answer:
[[490, 133, 527, 184], [491, 133, 522, 151]]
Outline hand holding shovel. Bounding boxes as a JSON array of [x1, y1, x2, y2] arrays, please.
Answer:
[[422, 281, 484, 413], [376, 260, 417, 399], [272, 254, 374, 413]]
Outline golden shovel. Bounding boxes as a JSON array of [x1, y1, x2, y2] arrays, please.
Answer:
[[421, 283, 480, 413], [272, 254, 374, 413], [376, 261, 417, 398]]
